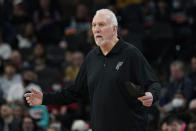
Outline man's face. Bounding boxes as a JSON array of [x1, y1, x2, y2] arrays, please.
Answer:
[[92, 13, 116, 46]]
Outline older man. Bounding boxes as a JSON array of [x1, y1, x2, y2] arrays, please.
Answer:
[[25, 9, 161, 131]]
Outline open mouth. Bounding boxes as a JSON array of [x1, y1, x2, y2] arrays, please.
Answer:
[[96, 35, 102, 39]]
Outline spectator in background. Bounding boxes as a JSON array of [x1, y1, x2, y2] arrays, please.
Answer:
[[189, 99, 196, 109], [64, 51, 84, 82], [6, 69, 41, 103], [0, 26, 12, 60], [47, 127, 57, 131], [29, 43, 47, 72], [46, 77, 65, 112], [170, 0, 192, 39], [11, 0, 31, 34], [188, 99, 196, 118], [62, 51, 73, 69], [10, 50, 24, 73], [63, 4, 93, 54], [189, 56, 196, 97], [65, 3, 91, 35], [0, 62, 22, 100], [27, 105, 49, 130], [143, 0, 156, 28], [189, 118, 196, 131], [12, 103, 24, 122], [9, 102, 25, 131], [71, 119, 88, 131], [48, 113, 65, 131], [161, 115, 188, 131], [0, 0, 12, 23], [22, 116, 39, 131], [0, 88, 5, 107], [33, 0, 61, 44], [11, 21, 36, 50], [155, 0, 170, 22], [0, 104, 21, 131], [116, 0, 142, 9], [161, 60, 193, 112], [163, 92, 187, 113]]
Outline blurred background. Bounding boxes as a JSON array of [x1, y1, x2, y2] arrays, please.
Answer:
[[0, 0, 196, 131]]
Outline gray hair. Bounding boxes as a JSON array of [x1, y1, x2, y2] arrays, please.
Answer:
[[94, 9, 118, 27]]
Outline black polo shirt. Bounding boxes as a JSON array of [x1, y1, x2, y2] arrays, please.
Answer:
[[43, 38, 161, 131]]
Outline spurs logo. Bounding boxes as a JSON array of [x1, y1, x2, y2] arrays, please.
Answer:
[[115, 61, 124, 70]]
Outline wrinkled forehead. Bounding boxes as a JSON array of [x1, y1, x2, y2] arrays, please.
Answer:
[[92, 13, 111, 24]]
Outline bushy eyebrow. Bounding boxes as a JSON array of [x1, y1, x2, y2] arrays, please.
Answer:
[[92, 21, 106, 26]]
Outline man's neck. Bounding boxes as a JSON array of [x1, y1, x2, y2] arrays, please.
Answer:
[[100, 37, 119, 56]]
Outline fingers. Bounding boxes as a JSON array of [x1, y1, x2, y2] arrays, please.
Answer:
[[141, 99, 153, 107], [31, 88, 39, 94], [137, 92, 153, 107], [26, 95, 35, 106], [24, 93, 34, 106], [24, 93, 32, 97], [143, 103, 152, 107], [26, 96, 32, 106], [138, 95, 152, 101]]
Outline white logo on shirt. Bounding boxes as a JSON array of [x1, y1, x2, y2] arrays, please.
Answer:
[[115, 61, 124, 70]]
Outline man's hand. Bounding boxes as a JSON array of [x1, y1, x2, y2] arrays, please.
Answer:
[[137, 92, 153, 107], [24, 88, 43, 106]]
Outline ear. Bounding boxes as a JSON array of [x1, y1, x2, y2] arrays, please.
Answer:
[[113, 25, 118, 34]]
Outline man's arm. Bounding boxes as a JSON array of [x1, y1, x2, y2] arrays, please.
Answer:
[[43, 60, 88, 105], [129, 47, 161, 105], [25, 59, 88, 106]]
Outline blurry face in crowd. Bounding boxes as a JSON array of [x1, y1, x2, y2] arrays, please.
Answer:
[[40, 0, 50, 10], [24, 23, 34, 37], [171, 93, 186, 108], [162, 122, 182, 131], [189, 99, 196, 109], [189, 122, 196, 131], [162, 123, 173, 131], [13, 105, 23, 120], [72, 52, 84, 67], [170, 65, 184, 81], [22, 117, 34, 131], [76, 4, 88, 20], [23, 70, 35, 80], [4, 64, 16, 77], [47, 127, 56, 131], [13, 3, 24, 16], [191, 57, 196, 72], [34, 44, 45, 58], [92, 13, 116, 46], [158, 0, 167, 9], [65, 51, 73, 64], [11, 51, 22, 65], [0, 104, 12, 118]]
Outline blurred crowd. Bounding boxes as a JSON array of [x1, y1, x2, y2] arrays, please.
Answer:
[[0, 0, 196, 130]]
